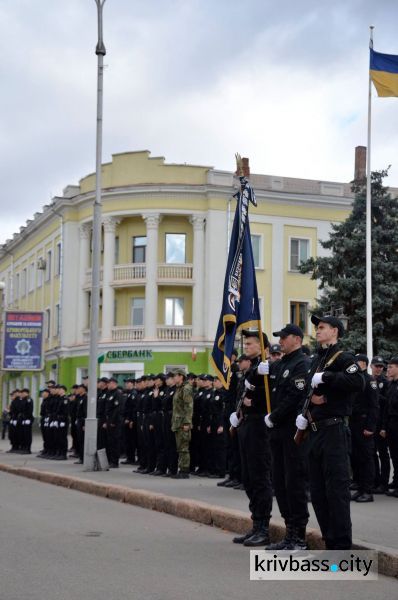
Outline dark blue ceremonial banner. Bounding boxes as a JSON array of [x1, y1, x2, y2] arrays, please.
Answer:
[[2, 311, 44, 371], [211, 180, 261, 388]]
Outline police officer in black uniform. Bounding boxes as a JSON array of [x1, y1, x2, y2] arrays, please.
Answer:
[[97, 377, 109, 451], [162, 372, 178, 477], [382, 357, 398, 497], [231, 330, 273, 547], [263, 324, 310, 550], [371, 356, 391, 493], [206, 377, 227, 478], [38, 388, 51, 457], [54, 385, 69, 460], [8, 389, 22, 452], [121, 378, 137, 465], [75, 384, 87, 464], [104, 377, 123, 468], [133, 377, 147, 473], [295, 315, 365, 550], [19, 388, 34, 454], [349, 354, 379, 502]]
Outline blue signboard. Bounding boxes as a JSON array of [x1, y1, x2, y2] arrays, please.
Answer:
[[2, 311, 44, 371]]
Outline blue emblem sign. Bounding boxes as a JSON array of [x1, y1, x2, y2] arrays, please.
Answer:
[[2, 311, 44, 371]]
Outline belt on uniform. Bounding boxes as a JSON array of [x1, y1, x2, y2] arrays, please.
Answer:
[[310, 417, 346, 432], [242, 413, 265, 421]]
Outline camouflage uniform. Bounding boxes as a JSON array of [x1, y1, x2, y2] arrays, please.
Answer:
[[171, 381, 193, 472]]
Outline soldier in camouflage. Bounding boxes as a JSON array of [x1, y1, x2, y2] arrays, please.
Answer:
[[171, 369, 193, 479]]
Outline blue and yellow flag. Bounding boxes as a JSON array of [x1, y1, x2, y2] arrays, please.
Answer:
[[211, 177, 262, 388], [370, 47, 398, 97]]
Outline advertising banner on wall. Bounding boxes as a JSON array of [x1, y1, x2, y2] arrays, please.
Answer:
[[2, 311, 44, 371]]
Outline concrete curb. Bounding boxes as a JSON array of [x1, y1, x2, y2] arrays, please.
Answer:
[[1, 462, 397, 578]]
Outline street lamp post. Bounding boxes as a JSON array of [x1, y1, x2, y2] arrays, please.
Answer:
[[83, 0, 107, 471]]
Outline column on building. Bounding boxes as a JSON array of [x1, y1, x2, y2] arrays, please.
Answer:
[[190, 215, 206, 339], [142, 213, 161, 340], [76, 223, 91, 343], [101, 216, 121, 342], [271, 221, 284, 336]]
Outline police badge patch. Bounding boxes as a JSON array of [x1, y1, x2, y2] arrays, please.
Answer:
[[370, 381, 377, 390], [294, 378, 306, 391], [283, 369, 289, 378], [346, 364, 359, 374]]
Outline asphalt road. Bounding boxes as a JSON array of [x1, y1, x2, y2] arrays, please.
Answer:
[[1, 435, 398, 552], [0, 471, 397, 600]]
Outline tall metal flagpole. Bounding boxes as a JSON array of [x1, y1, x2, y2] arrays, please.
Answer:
[[84, 0, 107, 470], [366, 25, 374, 362]]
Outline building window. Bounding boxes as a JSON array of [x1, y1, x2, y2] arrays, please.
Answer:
[[45, 308, 51, 339], [290, 238, 309, 271], [251, 234, 262, 269], [133, 236, 146, 263], [165, 233, 186, 264], [131, 298, 145, 326], [15, 273, 20, 299], [37, 262, 43, 288], [29, 262, 35, 292], [165, 298, 184, 326], [54, 304, 60, 336], [115, 236, 119, 264], [55, 243, 61, 276], [290, 301, 308, 333], [21, 268, 27, 296], [45, 250, 52, 281]]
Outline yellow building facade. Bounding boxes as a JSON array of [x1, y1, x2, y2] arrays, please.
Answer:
[[0, 151, 355, 407]]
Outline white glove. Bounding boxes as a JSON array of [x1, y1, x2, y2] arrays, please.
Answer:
[[311, 372, 324, 388], [60, 422, 65, 428], [22, 420, 26, 425], [229, 412, 240, 428], [244, 379, 252, 390], [12, 420, 17, 426], [264, 414, 274, 428], [53, 421, 59, 428], [258, 361, 270, 376], [25, 420, 31, 425], [296, 415, 309, 430]]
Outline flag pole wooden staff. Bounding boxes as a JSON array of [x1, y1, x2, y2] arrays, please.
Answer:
[[235, 154, 271, 415]]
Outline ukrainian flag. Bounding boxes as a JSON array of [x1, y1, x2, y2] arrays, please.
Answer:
[[370, 47, 398, 97]]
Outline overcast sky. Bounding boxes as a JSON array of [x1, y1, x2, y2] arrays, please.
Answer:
[[1, 0, 398, 244]]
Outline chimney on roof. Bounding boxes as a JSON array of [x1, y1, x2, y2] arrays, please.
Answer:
[[354, 146, 367, 181]]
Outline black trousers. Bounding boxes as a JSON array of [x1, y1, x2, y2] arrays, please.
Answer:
[[76, 420, 85, 461], [226, 418, 241, 482], [106, 423, 121, 465], [137, 415, 146, 468], [163, 412, 178, 474], [21, 422, 33, 451], [374, 431, 390, 487], [238, 416, 272, 522], [207, 423, 227, 476], [270, 423, 309, 529], [189, 423, 201, 471], [350, 418, 375, 493], [55, 421, 68, 456], [387, 419, 398, 487], [143, 417, 156, 471], [123, 422, 137, 462], [154, 413, 166, 471], [307, 422, 352, 550]]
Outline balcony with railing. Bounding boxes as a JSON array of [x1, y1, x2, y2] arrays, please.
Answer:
[[112, 263, 146, 286], [157, 325, 192, 341], [112, 326, 144, 342], [157, 263, 193, 283]]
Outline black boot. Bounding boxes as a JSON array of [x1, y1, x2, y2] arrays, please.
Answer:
[[244, 520, 270, 547], [233, 525, 256, 544], [265, 524, 295, 550]]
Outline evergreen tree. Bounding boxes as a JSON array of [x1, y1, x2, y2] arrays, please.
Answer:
[[301, 169, 398, 356]]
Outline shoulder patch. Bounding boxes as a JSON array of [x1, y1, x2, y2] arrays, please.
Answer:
[[282, 369, 289, 378], [379, 382, 384, 389], [64, 399, 68, 404], [370, 381, 377, 390], [115, 400, 119, 406], [346, 364, 359, 374], [294, 378, 306, 391], [206, 393, 211, 398]]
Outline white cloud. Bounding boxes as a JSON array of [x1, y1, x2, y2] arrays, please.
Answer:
[[1, 0, 398, 244]]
